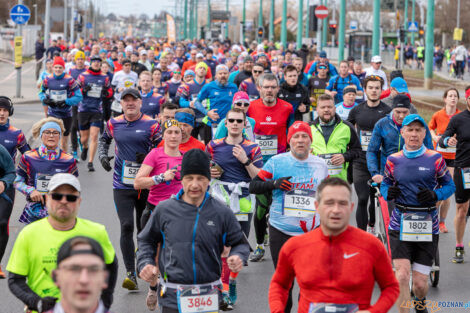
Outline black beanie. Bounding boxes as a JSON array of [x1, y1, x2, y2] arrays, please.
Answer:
[[392, 94, 411, 109], [181, 148, 211, 180]]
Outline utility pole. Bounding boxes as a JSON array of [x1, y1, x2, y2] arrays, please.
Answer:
[[195, 0, 198, 39], [258, 0, 263, 43], [269, 0, 274, 42], [225, 0, 229, 39], [281, 0, 287, 48], [403, 0, 407, 45], [189, 0, 194, 39], [410, 0, 415, 44], [242, 0, 246, 44], [321, 0, 327, 50], [16, 0, 24, 98], [457, 0, 460, 29], [331, 0, 335, 47], [33, 4, 37, 25], [64, 0, 68, 41], [372, 0, 380, 56], [207, 0, 211, 37], [70, 0, 75, 44], [44, 0, 51, 63], [338, 0, 345, 61], [424, 0, 434, 89], [296, 0, 303, 49], [304, 0, 309, 38], [184, 0, 188, 38]]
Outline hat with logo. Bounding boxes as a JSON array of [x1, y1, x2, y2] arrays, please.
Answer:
[[287, 121, 312, 143], [402, 114, 426, 127]]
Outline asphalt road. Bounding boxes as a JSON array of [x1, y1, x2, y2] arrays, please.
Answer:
[[0, 103, 470, 313]]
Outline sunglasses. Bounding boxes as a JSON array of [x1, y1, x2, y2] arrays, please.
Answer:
[[253, 70, 263, 74], [234, 102, 249, 107], [227, 118, 244, 124], [51, 193, 79, 202]]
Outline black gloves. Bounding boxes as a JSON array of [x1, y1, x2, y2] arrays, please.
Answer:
[[43, 98, 55, 106], [135, 152, 147, 164], [387, 184, 401, 200], [55, 100, 66, 108], [37, 296, 58, 312], [273, 176, 292, 191], [101, 88, 109, 98], [417, 187, 437, 204], [100, 156, 114, 172], [82, 84, 92, 95]]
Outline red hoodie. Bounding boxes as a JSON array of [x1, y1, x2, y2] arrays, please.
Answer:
[[269, 226, 399, 313]]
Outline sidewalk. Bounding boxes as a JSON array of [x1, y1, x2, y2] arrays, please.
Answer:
[[0, 60, 41, 105]]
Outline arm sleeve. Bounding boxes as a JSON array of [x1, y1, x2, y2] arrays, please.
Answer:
[[438, 117, 456, 148], [65, 79, 83, 106], [0, 145, 16, 189], [368, 244, 400, 313], [7, 273, 41, 310], [17, 131, 30, 154], [366, 123, 383, 177], [195, 85, 209, 115], [249, 170, 275, 194], [325, 77, 335, 91], [38, 79, 47, 102], [380, 158, 395, 201], [434, 157, 456, 201], [14, 162, 34, 195], [268, 242, 296, 313], [98, 121, 113, 160], [136, 208, 163, 273]]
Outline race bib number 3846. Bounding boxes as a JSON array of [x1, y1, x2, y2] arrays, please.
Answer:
[[177, 285, 219, 313]]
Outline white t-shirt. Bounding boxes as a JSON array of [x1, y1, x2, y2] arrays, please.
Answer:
[[364, 67, 388, 90], [111, 70, 139, 101]]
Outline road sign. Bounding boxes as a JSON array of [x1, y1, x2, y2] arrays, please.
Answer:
[[86, 22, 92, 29], [10, 5, 30, 25], [454, 28, 463, 41], [350, 20, 358, 30], [315, 5, 328, 19], [407, 21, 418, 33], [14, 36, 22, 68]]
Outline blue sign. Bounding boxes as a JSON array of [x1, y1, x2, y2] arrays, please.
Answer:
[[408, 22, 419, 33], [86, 22, 92, 29], [10, 4, 30, 25]]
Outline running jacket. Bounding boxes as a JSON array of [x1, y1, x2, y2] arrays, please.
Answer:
[[38, 73, 83, 118], [367, 113, 434, 177], [269, 226, 399, 313], [137, 190, 250, 309], [195, 80, 238, 126]]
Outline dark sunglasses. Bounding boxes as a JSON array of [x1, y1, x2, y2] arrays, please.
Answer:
[[51, 193, 79, 202], [253, 70, 263, 74], [234, 102, 250, 107], [227, 118, 244, 124]]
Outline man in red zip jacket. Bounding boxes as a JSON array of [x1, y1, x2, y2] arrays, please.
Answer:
[[269, 177, 399, 313]]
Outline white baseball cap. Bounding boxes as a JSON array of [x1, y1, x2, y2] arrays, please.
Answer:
[[371, 55, 382, 63], [48, 173, 81, 193]]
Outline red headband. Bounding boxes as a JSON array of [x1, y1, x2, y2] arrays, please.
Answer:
[[465, 88, 470, 99]]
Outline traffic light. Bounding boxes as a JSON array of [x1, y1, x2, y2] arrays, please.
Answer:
[[329, 23, 336, 35], [309, 5, 318, 32], [399, 28, 405, 42], [418, 27, 425, 38], [257, 27, 264, 39]]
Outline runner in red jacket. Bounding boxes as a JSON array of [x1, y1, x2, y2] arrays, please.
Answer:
[[269, 177, 399, 313]]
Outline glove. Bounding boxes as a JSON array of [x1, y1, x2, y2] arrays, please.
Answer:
[[100, 156, 114, 172], [387, 184, 401, 200], [82, 84, 92, 95], [135, 152, 147, 164], [101, 88, 109, 98], [37, 296, 58, 312], [55, 100, 66, 108], [43, 98, 55, 106], [417, 187, 437, 204], [273, 176, 292, 191]]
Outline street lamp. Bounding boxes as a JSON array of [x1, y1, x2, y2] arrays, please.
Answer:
[[33, 3, 37, 25]]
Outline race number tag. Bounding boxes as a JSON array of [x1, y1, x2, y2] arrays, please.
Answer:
[[462, 168, 470, 189], [35, 173, 52, 194], [122, 160, 141, 185], [255, 135, 278, 156], [308, 303, 359, 313], [50, 90, 67, 101], [111, 100, 122, 113], [87, 84, 103, 98], [360, 130, 372, 151], [235, 213, 249, 222], [318, 154, 342, 175], [177, 285, 219, 313], [283, 189, 316, 218], [400, 211, 432, 242]]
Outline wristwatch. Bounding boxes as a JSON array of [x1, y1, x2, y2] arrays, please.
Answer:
[[37, 299, 43, 313], [243, 159, 252, 166]]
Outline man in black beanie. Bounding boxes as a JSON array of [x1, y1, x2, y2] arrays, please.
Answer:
[[137, 148, 250, 313]]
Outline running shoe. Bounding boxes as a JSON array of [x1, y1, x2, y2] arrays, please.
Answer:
[[367, 225, 377, 236], [146, 288, 158, 311], [0, 265, 6, 279], [81, 147, 88, 161], [413, 297, 429, 313], [439, 222, 448, 233], [229, 279, 237, 304], [122, 272, 138, 290], [452, 247, 464, 264], [87, 162, 95, 172], [249, 246, 265, 262], [220, 292, 234, 311], [72, 150, 79, 162]]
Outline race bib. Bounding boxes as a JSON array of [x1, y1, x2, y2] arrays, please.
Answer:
[[235, 213, 249, 222], [50, 89, 67, 101], [35, 173, 52, 194], [318, 154, 342, 175], [400, 211, 432, 242], [255, 135, 278, 156], [462, 168, 470, 190], [283, 189, 316, 218], [360, 130, 372, 151], [87, 84, 103, 98], [122, 160, 141, 185], [111, 100, 122, 113], [177, 285, 219, 313], [308, 303, 359, 313]]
